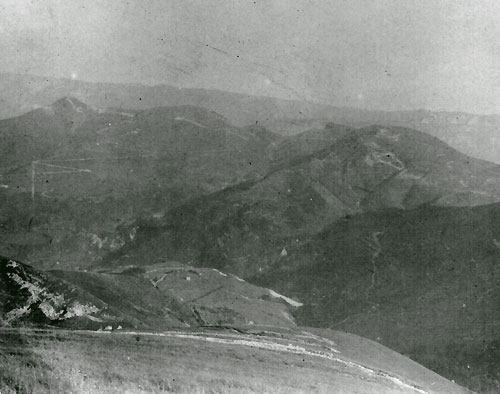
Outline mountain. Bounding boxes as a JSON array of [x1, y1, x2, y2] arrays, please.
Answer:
[[102, 124, 500, 276], [0, 96, 128, 168], [1, 80, 498, 391], [0, 73, 335, 127], [98, 124, 500, 392], [2, 72, 500, 165], [0, 98, 280, 268], [0, 98, 277, 186]]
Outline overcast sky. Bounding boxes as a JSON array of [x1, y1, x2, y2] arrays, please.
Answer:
[[1, 0, 500, 113]]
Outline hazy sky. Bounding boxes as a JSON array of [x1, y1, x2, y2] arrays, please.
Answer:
[[1, 0, 500, 113]]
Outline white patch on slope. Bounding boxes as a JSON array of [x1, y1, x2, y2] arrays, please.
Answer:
[[231, 274, 246, 282], [364, 141, 405, 171], [66, 97, 83, 113], [281, 310, 295, 323], [116, 111, 135, 117], [364, 141, 381, 149], [174, 117, 207, 129], [7, 260, 18, 268], [268, 289, 303, 307], [222, 128, 249, 141], [376, 128, 400, 142], [90, 233, 106, 249], [371, 151, 405, 170], [397, 170, 425, 180], [223, 289, 251, 301], [212, 268, 228, 277], [364, 155, 375, 167]]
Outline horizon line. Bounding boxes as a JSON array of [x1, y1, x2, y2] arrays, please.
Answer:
[[1, 71, 499, 118]]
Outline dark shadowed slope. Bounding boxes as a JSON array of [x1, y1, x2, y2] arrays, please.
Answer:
[[98, 125, 500, 392], [102, 124, 500, 277], [0, 99, 280, 268], [253, 203, 500, 393]]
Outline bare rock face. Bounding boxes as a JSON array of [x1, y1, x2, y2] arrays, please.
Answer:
[[0, 256, 101, 326]]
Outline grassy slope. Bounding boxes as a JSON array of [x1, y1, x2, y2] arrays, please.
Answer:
[[0, 327, 471, 394], [0, 256, 297, 330]]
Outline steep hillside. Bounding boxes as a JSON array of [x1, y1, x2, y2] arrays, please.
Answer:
[[0, 256, 297, 329]]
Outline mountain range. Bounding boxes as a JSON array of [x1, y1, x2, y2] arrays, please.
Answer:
[[2, 72, 500, 165], [1, 87, 499, 392]]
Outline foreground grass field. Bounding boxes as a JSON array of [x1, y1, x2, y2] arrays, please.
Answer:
[[0, 326, 471, 394]]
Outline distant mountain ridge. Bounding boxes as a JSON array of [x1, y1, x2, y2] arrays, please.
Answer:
[[2, 72, 500, 164]]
